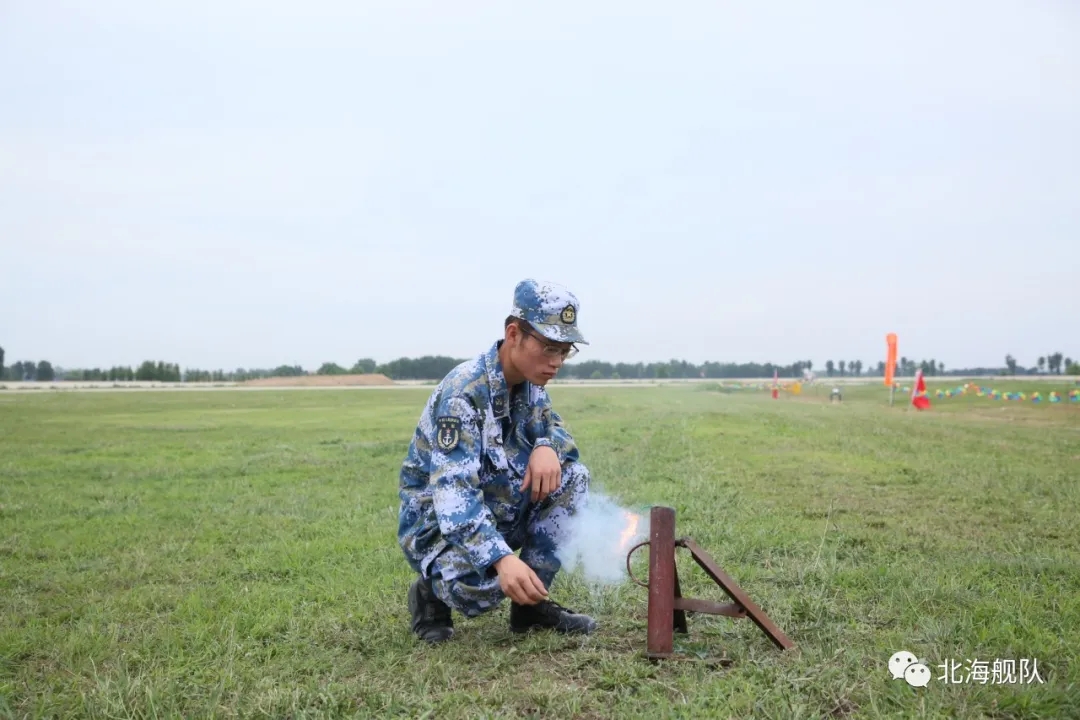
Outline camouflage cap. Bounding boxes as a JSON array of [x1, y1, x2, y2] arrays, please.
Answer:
[[509, 279, 588, 345]]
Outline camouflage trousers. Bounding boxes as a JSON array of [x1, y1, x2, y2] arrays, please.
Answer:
[[426, 462, 589, 618]]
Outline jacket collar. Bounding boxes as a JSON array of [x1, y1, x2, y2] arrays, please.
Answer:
[[484, 341, 511, 419], [488, 341, 537, 418]]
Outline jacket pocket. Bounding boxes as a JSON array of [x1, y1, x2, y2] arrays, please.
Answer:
[[485, 445, 510, 473]]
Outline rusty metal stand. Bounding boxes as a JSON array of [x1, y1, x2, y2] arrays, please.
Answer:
[[626, 506, 795, 660]]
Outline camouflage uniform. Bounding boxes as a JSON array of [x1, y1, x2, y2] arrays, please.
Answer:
[[398, 280, 590, 618]]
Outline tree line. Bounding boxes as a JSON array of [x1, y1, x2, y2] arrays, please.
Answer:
[[2, 345, 1077, 383]]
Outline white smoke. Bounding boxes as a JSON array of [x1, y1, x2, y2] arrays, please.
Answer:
[[555, 492, 651, 586]]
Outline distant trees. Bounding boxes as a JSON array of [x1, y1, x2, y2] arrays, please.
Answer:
[[181, 370, 218, 382], [180, 365, 303, 382], [95, 367, 136, 381], [1047, 352, 1064, 374], [376, 356, 465, 380], [4, 360, 51, 381], [317, 362, 348, 375], [335, 352, 1071, 380], [1, 341, 1077, 384], [899, 357, 923, 376], [815, 357, 964, 379], [1000, 352, 1071, 375], [135, 361, 181, 382], [7, 361, 31, 380], [35, 361, 55, 381], [818, 360, 865, 378], [13, 361, 31, 380], [352, 358, 377, 373]]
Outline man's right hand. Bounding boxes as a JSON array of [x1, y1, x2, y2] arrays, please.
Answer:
[[493, 554, 548, 605]]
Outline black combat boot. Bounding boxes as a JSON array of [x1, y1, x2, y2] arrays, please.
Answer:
[[408, 576, 454, 644], [510, 599, 597, 635]]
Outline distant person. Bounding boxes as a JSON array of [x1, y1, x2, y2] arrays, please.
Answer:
[[397, 279, 597, 644]]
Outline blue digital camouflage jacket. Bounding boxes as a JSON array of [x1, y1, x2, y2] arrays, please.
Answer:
[[397, 340, 579, 577]]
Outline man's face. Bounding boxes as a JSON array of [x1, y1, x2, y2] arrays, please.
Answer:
[[510, 323, 575, 385]]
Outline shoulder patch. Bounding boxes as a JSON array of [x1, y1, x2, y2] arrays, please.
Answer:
[[435, 416, 462, 451]]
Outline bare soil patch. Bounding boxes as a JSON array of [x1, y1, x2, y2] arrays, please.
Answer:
[[240, 374, 394, 387]]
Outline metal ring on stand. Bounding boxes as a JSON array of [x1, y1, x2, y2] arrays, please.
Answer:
[[625, 540, 651, 588]]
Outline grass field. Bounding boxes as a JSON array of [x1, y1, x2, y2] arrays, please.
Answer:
[[2, 380, 1079, 718]]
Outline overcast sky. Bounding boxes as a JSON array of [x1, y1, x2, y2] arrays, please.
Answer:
[[2, 1, 1078, 372]]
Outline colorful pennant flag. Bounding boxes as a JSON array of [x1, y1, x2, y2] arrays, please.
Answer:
[[911, 369, 931, 410], [929, 383, 1077, 403]]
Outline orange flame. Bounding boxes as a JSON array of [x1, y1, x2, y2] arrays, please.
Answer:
[[619, 511, 641, 550]]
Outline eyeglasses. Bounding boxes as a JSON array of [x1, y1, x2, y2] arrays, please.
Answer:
[[519, 324, 578, 360]]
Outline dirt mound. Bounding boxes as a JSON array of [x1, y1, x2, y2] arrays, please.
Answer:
[[242, 374, 395, 387]]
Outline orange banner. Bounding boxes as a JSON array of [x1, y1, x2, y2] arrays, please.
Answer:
[[885, 333, 897, 386]]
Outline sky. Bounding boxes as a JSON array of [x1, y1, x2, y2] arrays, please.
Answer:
[[2, 0, 1078, 372]]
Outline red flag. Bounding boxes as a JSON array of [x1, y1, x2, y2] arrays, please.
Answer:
[[911, 369, 931, 410]]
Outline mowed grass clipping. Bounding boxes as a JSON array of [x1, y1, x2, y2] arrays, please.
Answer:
[[1, 382, 1078, 719]]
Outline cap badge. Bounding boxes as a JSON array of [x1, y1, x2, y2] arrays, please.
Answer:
[[560, 304, 576, 324]]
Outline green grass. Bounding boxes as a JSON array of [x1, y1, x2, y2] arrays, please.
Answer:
[[1, 382, 1078, 718]]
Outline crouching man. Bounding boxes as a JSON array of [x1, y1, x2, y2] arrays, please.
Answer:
[[396, 279, 597, 644]]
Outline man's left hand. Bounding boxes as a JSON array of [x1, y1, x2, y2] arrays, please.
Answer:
[[523, 445, 561, 503]]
